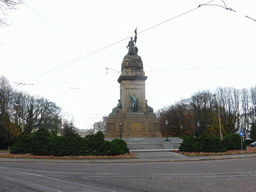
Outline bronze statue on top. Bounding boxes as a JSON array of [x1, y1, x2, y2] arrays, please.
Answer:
[[126, 28, 138, 56]]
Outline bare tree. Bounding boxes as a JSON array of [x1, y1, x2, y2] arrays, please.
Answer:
[[0, 76, 62, 136], [216, 87, 240, 134], [190, 91, 213, 136], [0, 0, 24, 26]]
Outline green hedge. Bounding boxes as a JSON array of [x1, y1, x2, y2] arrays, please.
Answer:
[[200, 134, 225, 152], [10, 133, 32, 154], [179, 135, 200, 152], [179, 133, 247, 152], [10, 129, 130, 156], [222, 133, 246, 150], [179, 134, 225, 152]]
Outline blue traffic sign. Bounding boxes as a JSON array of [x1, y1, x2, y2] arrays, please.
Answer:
[[239, 131, 244, 137]]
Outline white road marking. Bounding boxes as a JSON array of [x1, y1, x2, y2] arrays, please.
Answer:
[[0, 166, 116, 192], [0, 174, 63, 192]]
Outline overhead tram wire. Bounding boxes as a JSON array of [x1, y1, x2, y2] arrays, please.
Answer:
[[22, 0, 216, 85], [45, 64, 256, 83], [199, 0, 256, 21], [25, 3, 65, 36], [138, 0, 216, 35]]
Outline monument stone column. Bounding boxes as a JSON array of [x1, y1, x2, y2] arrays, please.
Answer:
[[105, 29, 161, 138]]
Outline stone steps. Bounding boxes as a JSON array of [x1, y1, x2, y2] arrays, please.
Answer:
[[106, 137, 183, 150]]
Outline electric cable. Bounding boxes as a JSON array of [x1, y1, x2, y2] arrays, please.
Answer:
[[199, 0, 256, 21], [22, 0, 216, 84], [38, 64, 256, 84]]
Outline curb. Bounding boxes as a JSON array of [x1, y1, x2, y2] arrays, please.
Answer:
[[1, 154, 256, 164]]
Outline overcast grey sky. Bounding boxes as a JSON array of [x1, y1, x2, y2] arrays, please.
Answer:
[[1, 0, 256, 129]]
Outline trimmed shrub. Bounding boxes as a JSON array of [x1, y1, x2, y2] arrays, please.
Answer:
[[107, 142, 123, 156], [111, 139, 129, 154], [223, 133, 246, 150], [94, 131, 104, 142], [10, 133, 32, 154], [179, 135, 200, 152], [10, 130, 131, 156], [30, 128, 51, 155], [48, 135, 65, 156], [199, 134, 225, 152], [250, 123, 256, 140], [179, 134, 226, 152]]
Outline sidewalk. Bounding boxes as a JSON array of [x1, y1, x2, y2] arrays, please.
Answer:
[[1, 151, 256, 163]]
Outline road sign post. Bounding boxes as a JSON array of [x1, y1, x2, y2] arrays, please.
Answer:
[[239, 130, 244, 154]]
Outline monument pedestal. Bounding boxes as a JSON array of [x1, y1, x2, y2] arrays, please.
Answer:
[[105, 54, 161, 138], [105, 113, 161, 138]]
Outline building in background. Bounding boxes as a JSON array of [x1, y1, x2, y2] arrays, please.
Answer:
[[93, 116, 108, 134]]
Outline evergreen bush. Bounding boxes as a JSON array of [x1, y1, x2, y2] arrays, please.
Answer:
[[179, 135, 200, 152], [10, 130, 130, 156], [179, 134, 226, 152], [111, 139, 129, 154], [57, 131, 82, 156], [250, 123, 256, 140], [107, 142, 123, 156], [10, 133, 32, 154], [30, 128, 51, 155], [222, 133, 246, 150], [199, 134, 225, 152]]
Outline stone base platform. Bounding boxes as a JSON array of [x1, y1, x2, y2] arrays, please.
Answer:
[[105, 113, 161, 138], [105, 137, 183, 151]]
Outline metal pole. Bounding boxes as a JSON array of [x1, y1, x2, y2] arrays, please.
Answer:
[[165, 120, 170, 141], [119, 120, 122, 139], [218, 105, 222, 140], [241, 136, 243, 154], [119, 124, 121, 139], [22, 108, 24, 133]]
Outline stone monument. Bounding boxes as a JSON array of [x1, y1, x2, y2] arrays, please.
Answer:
[[105, 29, 161, 138]]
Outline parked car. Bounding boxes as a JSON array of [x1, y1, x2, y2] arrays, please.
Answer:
[[250, 141, 256, 147]]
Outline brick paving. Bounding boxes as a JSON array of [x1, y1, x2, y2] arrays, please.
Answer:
[[0, 154, 256, 191], [0, 180, 37, 192]]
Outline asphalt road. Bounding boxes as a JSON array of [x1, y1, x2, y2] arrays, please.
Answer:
[[1, 156, 256, 192]]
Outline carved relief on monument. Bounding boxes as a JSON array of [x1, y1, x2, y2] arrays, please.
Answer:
[[121, 56, 143, 71], [106, 123, 115, 132], [127, 122, 145, 132], [153, 123, 159, 131]]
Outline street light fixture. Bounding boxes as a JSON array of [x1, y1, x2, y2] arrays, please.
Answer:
[[165, 120, 170, 141], [180, 125, 183, 136], [196, 122, 200, 137], [119, 120, 122, 139]]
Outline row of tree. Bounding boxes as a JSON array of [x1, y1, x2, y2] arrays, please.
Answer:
[[0, 76, 62, 148], [157, 87, 256, 140]]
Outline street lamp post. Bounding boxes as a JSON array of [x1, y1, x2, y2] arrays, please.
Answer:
[[180, 125, 183, 136], [165, 120, 170, 141], [119, 120, 122, 139], [196, 122, 200, 137]]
